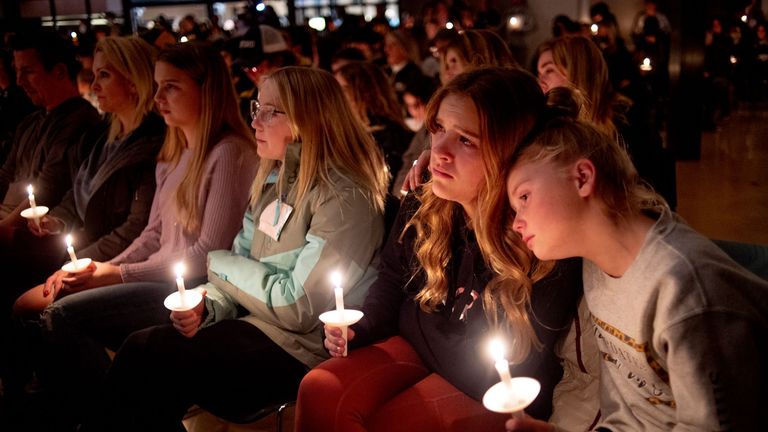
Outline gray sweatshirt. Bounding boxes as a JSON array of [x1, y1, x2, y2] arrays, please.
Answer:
[[583, 209, 768, 431]]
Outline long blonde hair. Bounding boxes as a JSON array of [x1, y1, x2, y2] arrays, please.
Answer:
[[250, 67, 388, 214], [540, 35, 630, 136], [94, 36, 157, 142], [156, 43, 254, 234], [408, 67, 554, 362]]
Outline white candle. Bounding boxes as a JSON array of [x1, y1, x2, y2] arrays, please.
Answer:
[[640, 57, 653, 71], [27, 184, 41, 228], [331, 271, 344, 314], [65, 234, 79, 269], [174, 262, 186, 305], [490, 338, 513, 393], [27, 184, 37, 209]]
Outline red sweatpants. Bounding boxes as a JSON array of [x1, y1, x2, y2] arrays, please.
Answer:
[[295, 336, 508, 432]]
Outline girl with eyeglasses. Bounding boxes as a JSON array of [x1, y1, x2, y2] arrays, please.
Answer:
[[28, 42, 257, 430], [81, 66, 389, 430]]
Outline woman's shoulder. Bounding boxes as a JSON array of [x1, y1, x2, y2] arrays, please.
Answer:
[[208, 132, 258, 164]]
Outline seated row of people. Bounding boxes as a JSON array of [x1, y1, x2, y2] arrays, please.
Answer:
[[0, 30, 764, 432]]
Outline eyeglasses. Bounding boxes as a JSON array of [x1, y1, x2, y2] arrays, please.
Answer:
[[250, 100, 286, 124]]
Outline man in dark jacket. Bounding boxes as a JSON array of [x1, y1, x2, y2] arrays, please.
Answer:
[[0, 31, 99, 224]]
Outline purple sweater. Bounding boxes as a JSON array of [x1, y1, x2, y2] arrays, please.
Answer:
[[110, 134, 257, 282]]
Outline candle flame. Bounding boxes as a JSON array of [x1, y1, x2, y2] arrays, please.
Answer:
[[489, 338, 505, 362], [590, 23, 599, 35], [331, 271, 342, 287], [174, 262, 185, 279], [27, 184, 33, 195], [65, 234, 73, 248], [643, 58, 651, 66]]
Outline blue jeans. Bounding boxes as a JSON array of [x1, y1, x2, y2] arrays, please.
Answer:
[[38, 278, 205, 428]]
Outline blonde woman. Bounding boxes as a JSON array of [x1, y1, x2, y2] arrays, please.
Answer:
[[30, 42, 257, 430], [296, 67, 582, 431], [83, 66, 388, 430]]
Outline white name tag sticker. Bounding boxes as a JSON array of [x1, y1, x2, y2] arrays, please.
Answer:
[[258, 199, 293, 241]]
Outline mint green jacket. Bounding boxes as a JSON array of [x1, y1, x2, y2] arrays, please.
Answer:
[[199, 143, 383, 367]]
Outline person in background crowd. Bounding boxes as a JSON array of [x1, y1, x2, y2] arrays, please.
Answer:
[[0, 49, 36, 166], [421, 27, 458, 80], [296, 67, 582, 431], [83, 66, 388, 432], [234, 25, 297, 124], [335, 61, 413, 191], [439, 29, 518, 85], [703, 17, 735, 127], [384, 29, 425, 101], [329, 46, 366, 74], [536, 35, 676, 209], [392, 75, 437, 195], [631, 0, 671, 40]]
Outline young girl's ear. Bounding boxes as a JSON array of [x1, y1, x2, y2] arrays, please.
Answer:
[[572, 158, 596, 198]]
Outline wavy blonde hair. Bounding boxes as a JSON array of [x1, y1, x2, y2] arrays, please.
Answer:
[[94, 36, 157, 142], [250, 67, 388, 214], [408, 67, 554, 362], [156, 43, 255, 234]]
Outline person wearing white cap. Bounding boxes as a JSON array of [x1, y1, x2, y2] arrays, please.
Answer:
[[233, 25, 297, 123]]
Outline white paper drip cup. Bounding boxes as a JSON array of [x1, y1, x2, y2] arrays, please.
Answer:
[[318, 309, 364, 357]]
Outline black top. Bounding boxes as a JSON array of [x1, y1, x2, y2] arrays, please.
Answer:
[[351, 195, 583, 419], [50, 112, 165, 261]]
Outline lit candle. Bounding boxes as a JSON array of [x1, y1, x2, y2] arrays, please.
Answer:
[[490, 338, 513, 393], [590, 23, 599, 35], [65, 234, 79, 269], [640, 57, 653, 71], [331, 271, 344, 314], [174, 262, 186, 304], [27, 184, 41, 228]]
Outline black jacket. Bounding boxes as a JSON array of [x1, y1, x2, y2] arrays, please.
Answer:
[[49, 113, 165, 261]]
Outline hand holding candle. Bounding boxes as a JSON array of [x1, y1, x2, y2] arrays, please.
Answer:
[[319, 270, 363, 357], [482, 338, 541, 418], [60, 234, 92, 273], [21, 184, 48, 227]]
